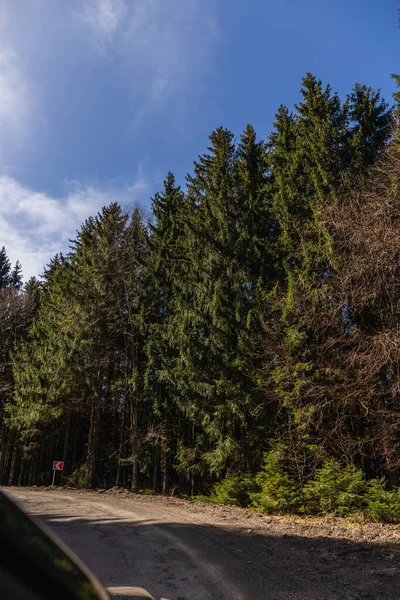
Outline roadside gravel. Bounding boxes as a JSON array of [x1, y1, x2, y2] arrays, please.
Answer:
[[5, 487, 400, 600]]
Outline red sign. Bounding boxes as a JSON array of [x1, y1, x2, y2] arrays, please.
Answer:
[[53, 461, 64, 471]]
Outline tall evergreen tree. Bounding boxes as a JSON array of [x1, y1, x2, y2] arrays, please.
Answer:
[[10, 260, 23, 290], [265, 74, 393, 478], [145, 173, 187, 492], [347, 84, 392, 173], [0, 247, 11, 289], [11, 204, 149, 489], [170, 127, 271, 477], [2, 71, 398, 502], [0, 254, 36, 486], [164, 128, 242, 477]]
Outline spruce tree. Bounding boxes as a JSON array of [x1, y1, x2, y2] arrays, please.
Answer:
[[145, 173, 187, 492], [265, 74, 393, 477], [347, 84, 392, 173], [10, 260, 23, 289], [170, 127, 267, 477], [11, 204, 149, 489], [3, 71, 397, 498], [0, 247, 11, 289]]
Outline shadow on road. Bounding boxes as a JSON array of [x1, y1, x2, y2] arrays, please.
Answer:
[[29, 507, 400, 600]]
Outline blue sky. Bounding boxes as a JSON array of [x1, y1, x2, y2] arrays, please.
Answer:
[[0, 0, 399, 279]]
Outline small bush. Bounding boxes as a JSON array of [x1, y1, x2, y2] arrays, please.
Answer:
[[193, 494, 214, 504], [365, 478, 400, 524], [205, 455, 400, 523], [211, 475, 259, 508], [252, 447, 301, 514], [303, 459, 367, 516], [66, 463, 90, 489]]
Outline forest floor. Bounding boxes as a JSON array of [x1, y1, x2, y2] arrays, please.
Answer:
[[4, 486, 400, 600]]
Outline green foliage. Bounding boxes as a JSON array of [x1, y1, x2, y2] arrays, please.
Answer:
[[67, 463, 90, 489], [365, 479, 400, 524], [211, 474, 259, 508], [303, 459, 367, 516], [0, 70, 398, 508], [10, 260, 23, 290], [252, 447, 301, 514], [301, 460, 400, 522], [347, 83, 391, 171], [0, 246, 11, 289], [204, 458, 400, 524]]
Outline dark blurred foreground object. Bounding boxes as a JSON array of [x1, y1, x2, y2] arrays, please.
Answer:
[[0, 491, 110, 600]]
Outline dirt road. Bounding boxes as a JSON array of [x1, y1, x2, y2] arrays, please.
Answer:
[[5, 488, 400, 600]]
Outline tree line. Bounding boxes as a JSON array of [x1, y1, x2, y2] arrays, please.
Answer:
[[0, 73, 399, 518]]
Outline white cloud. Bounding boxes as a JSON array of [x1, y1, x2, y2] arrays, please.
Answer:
[[80, 0, 127, 48], [0, 171, 150, 280], [0, 43, 35, 164], [79, 0, 220, 108]]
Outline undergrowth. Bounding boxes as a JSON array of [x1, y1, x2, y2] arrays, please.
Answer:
[[201, 452, 400, 524]]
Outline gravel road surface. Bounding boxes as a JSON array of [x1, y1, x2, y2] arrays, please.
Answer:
[[5, 488, 400, 600]]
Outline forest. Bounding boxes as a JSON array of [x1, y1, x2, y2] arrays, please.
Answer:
[[1, 72, 400, 522]]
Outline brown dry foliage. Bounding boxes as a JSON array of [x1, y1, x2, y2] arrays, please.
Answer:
[[272, 142, 400, 479]]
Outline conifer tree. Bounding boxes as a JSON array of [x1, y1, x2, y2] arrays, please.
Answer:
[[0, 247, 11, 289], [0, 254, 35, 485], [10, 260, 23, 289], [2, 71, 398, 499], [145, 173, 187, 492], [265, 74, 393, 478], [171, 127, 270, 477], [236, 124, 275, 287], [11, 204, 149, 489], [347, 84, 391, 172]]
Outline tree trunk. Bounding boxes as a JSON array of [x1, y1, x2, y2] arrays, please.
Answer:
[[130, 397, 139, 493], [34, 435, 45, 485], [71, 414, 81, 471], [115, 401, 126, 487], [5, 431, 19, 486], [87, 406, 100, 489], [61, 410, 72, 483], [11, 447, 22, 486], [152, 441, 160, 493], [0, 421, 8, 485], [23, 458, 33, 486], [162, 446, 170, 495]]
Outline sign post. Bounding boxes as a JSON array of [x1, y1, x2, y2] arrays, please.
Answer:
[[52, 461, 64, 486]]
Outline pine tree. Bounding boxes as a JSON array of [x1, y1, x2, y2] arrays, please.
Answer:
[[2, 71, 398, 499], [234, 125, 279, 469], [0, 256, 36, 485], [121, 207, 149, 492], [10, 260, 23, 289], [10, 204, 150, 489], [265, 74, 393, 478], [347, 84, 392, 173], [236, 124, 275, 287], [295, 73, 348, 200], [169, 127, 268, 477], [145, 173, 187, 492], [0, 247, 11, 289]]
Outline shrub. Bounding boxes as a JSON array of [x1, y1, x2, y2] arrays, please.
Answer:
[[211, 475, 259, 508], [365, 478, 400, 524], [303, 459, 367, 516], [252, 447, 301, 514], [66, 463, 90, 489], [207, 455, 400, 523]]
